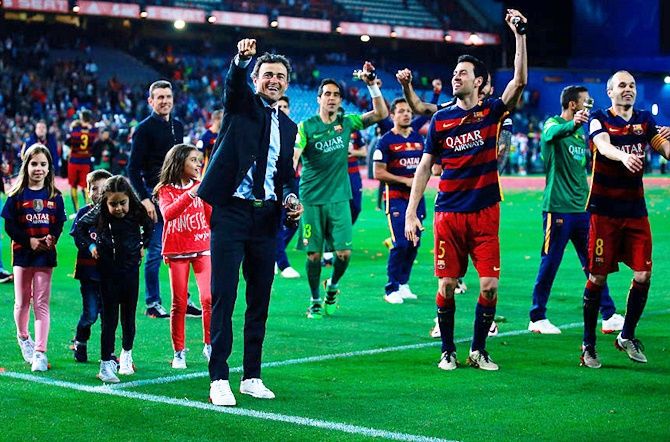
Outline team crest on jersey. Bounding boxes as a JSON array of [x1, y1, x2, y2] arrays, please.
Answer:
[[47, 201, 55, 209], [334, 125, 343, 134], [632, 124, 644, 135], [33, 199, 44, 212], [436, 259, 446, 270]]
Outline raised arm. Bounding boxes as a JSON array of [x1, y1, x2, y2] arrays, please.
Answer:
[[223, 38, 257, 112], [360, 62, 389, 126], [500, 9, 528, 111], [397, 69, 438, 117]]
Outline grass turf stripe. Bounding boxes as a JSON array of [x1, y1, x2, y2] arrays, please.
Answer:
[[110, 320, 585, 390], [0, 371, 457, 442]]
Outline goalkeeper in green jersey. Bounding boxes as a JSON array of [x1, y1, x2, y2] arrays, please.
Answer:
[[294, 63, 388, 319]]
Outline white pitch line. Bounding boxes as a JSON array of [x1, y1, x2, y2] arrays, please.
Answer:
[[0, 371, 456, 442], [112, 321, 585, 390]]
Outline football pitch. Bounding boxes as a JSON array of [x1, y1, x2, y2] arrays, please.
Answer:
[[1, 185, 669, 441]]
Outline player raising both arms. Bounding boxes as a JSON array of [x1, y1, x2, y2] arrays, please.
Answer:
[[580, 70, 670, 368], [405, 9, 528, 371]]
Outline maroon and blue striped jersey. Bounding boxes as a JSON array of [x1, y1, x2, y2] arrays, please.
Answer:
[[348, 130, 365, 175], [425, 98, 508, 212], [68, 125, 98, 165], [588, 108, 665, 218], [1, 188, 66, 267], [70, 204, 100, 281], [199, 128, 217, 167], [374, 129, 424, 200]]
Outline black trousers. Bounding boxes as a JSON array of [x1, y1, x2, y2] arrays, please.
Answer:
[[100, 269, 139, 361], [209, 199, 280, 381]]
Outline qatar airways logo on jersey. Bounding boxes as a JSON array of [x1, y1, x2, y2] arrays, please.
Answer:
[[25, 213, 50, 223], [399, 157, 421, 169], [442, 130, 484, 152], [315, 135, 345, 153], [617, 142, 645, 157]]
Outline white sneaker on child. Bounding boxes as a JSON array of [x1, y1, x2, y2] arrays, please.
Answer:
[[31, 351, 49, 372], [172, 350, 187, 369], [118, 349, 135, 375], [17, 335, 35, 363], [203, 344, 212, 362], [98, 360, 120, 383]]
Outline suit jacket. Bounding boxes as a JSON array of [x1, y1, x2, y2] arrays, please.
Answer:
[[198, 59, 298, 208]]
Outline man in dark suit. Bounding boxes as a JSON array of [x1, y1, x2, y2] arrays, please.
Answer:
[[198, 38, 302, 407]]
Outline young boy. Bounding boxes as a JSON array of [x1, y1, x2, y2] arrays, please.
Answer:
[[70, 169, 112, 362]]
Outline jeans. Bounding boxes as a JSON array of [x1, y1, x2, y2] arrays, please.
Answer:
[[144, 217, 163, 306], [75, 279, 102, 343]]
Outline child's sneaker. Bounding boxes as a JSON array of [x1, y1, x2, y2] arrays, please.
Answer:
[[172, 350, 187, 369], [118, 349, 135, 375], [31, 351, 49, 372], [97, 360, 120, 383], [203, 344, 212, 362], [17, 335, 35, 363], [71, 340, 88, 363]]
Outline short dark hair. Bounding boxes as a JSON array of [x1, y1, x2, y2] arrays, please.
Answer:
[[457, 55, 488, 91], [149, 80, 172, 98], [560, 85, 588, 109], [251, 52, 292, 80], [390, 97, 408, 114], [80, 109, 93, 123], [317, 78, 342, 97], [278, 96, 290, 105]]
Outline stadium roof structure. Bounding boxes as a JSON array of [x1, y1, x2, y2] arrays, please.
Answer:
[[1, 0, 501, 45]]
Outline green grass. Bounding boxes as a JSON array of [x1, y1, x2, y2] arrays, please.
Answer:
[[1, 188, 670, 441]]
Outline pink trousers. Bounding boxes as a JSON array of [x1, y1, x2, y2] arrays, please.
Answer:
[[167, 255, 212, 351], [14, 266, 53, 352]]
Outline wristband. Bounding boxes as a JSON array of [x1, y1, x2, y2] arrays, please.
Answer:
[[367, 84, 381, 98]]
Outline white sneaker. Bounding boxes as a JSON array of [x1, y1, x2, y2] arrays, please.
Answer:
[[398, 284, 417, 300], [31, 351, 49, 372], [488, 320, 499, 337], [210, 379, 236, 406], [280, 266, 301, 279], [118, 349, 135, 375], [97, 360, 120, 383], [240, 378, 275, 399], [203, 344, 212, 362], [615, 332, 647, 363], [430, 317, 441, 338], [528, 319, 561, 334], [384, 291, 404, 304], [172, 350, 187, 369], [602, 313, 624, 334], [438, 351, 458, 371], [466, 349, 499, 371], [17, 335, 35, 363]]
